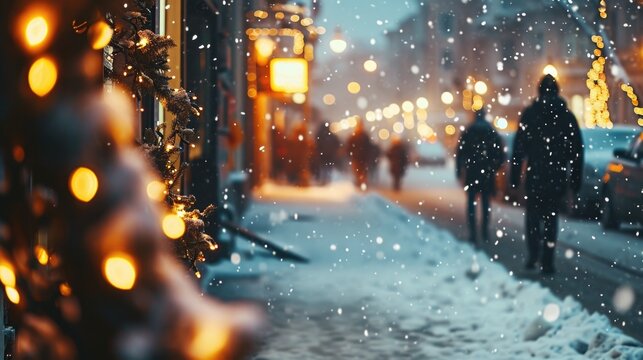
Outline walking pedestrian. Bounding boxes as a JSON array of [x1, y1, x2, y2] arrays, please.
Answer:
[[510, 74, 584, 275], [456, 109, 505, 243], [347, 120, 373, 188], [386, 137, 410, 191], [312, 123, 341, 185]]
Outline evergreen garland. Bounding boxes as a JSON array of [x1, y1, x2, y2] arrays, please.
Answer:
[[104, 0, 217, 273]]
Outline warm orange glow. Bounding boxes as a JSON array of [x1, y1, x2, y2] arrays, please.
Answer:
[[162, 214, 186, 239], [543, 64, 559, 79], [69, 167, 99, 202], [103, 253, 137, 290], [88, 20, 113, 50], [34, 245, 49, 265], [187, 321, 230, 360], [347, 82, 361, 94], [25, 16, 48, 47], [270, 58, 308, 93], [146, 180, 166, 201], [5, 287, 20, 304], [59, 282, 72, 296], [472, 95, 484, 111], [254, 37, 275, 61], [322, 94, 335, 105], [445, 124, 456, 135], [0, 262, 16, 288], [28, 57, 57, 97], [608, 163, 623, 173]]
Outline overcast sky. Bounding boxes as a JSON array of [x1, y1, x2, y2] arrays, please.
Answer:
[[315, 0, 418, 59]]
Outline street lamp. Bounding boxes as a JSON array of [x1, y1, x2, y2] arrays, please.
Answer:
[[329, 27, 347, 54]]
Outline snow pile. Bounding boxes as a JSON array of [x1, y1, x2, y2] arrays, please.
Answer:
[[231, 192, 642, 359]]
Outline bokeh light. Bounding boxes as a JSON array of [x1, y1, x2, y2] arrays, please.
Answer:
[[25, 16, 48, 48], [162, 214, 186, 239], [347, 82, 361, 94], [88, 20, 114, 50], [28, 57, 58, 97], [5, 287, 20, 304], [69, 167, 99, 202], [146, 180, 166, 201], [103, 253, 137, 290], [322, 94, 336, 105], [416, 97, 429, 110], [445, 124, 456, 135], [474, 81, 488, 95], [441, 91, 454, 105], [363, 60, 377, 72], [187, 321, 230, 359], [402, 101, 414, 113]]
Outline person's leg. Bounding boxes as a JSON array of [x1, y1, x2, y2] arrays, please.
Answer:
[[467, 191, 477, 243], [541, 200, 560, 274], [525, 199, 542, 268], [481, 191, 491, 242]]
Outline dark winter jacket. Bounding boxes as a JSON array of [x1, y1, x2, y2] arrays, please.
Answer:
[[315, 127, 341, 166], [510, 95, 583, 199], [386, 141, 410, 177], [456, 114, 505, 194], [347, 130, 373, 167]]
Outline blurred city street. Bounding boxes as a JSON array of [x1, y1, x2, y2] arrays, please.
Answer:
[[1, 0, 642, 358]]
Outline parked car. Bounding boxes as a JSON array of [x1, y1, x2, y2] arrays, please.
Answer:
[[601, 131, 643, 229], [567, 126, 639, 216], [413, 140, 447, 166]]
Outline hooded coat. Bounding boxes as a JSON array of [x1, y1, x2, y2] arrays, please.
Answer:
[[510, 75, 584, 200], [456, 111, 505, 194]]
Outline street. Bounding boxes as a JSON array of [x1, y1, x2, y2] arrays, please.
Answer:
[[374, 160, 643, 340]]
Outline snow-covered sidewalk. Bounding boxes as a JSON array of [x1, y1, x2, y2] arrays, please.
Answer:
[[208, 182, 642, 359]]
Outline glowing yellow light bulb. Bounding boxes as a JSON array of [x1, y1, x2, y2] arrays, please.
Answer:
[[34, 245, 49, 265], [347, 81, 361, 94], [146, 180, 166, 201], [5, 287, 20, 304], [103, 253, 137, 290], [162, 214, 185, 239], [188, 321, 230, 360], [69, 167, 99, 202], [88, 20, 113, 50], [28, 57, 57, 97], [25, 16, 48, 47], [0, 263, 16, 288]]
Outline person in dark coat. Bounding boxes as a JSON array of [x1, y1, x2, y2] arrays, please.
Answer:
[[385, 137, 410, 191], [456, 109, 505, 243], [312, 123, 341, 185], [347, 120, 373, 188], [510, 74, 584, 275]]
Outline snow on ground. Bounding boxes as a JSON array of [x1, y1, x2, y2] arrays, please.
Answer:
[[210, 182, 643, 359]]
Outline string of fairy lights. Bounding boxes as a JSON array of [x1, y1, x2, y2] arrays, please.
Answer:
[[586, 0, 642, 128]]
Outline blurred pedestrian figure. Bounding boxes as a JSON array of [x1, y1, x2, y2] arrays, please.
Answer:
[[347, 120, 373, 188], [286, 123, 312, 186], [456, 109, 505, 243], [386, 137, 410, 191], [511, 74, 583, 275], [368, 141, 382, 184], [312, 123, 341, 185]]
